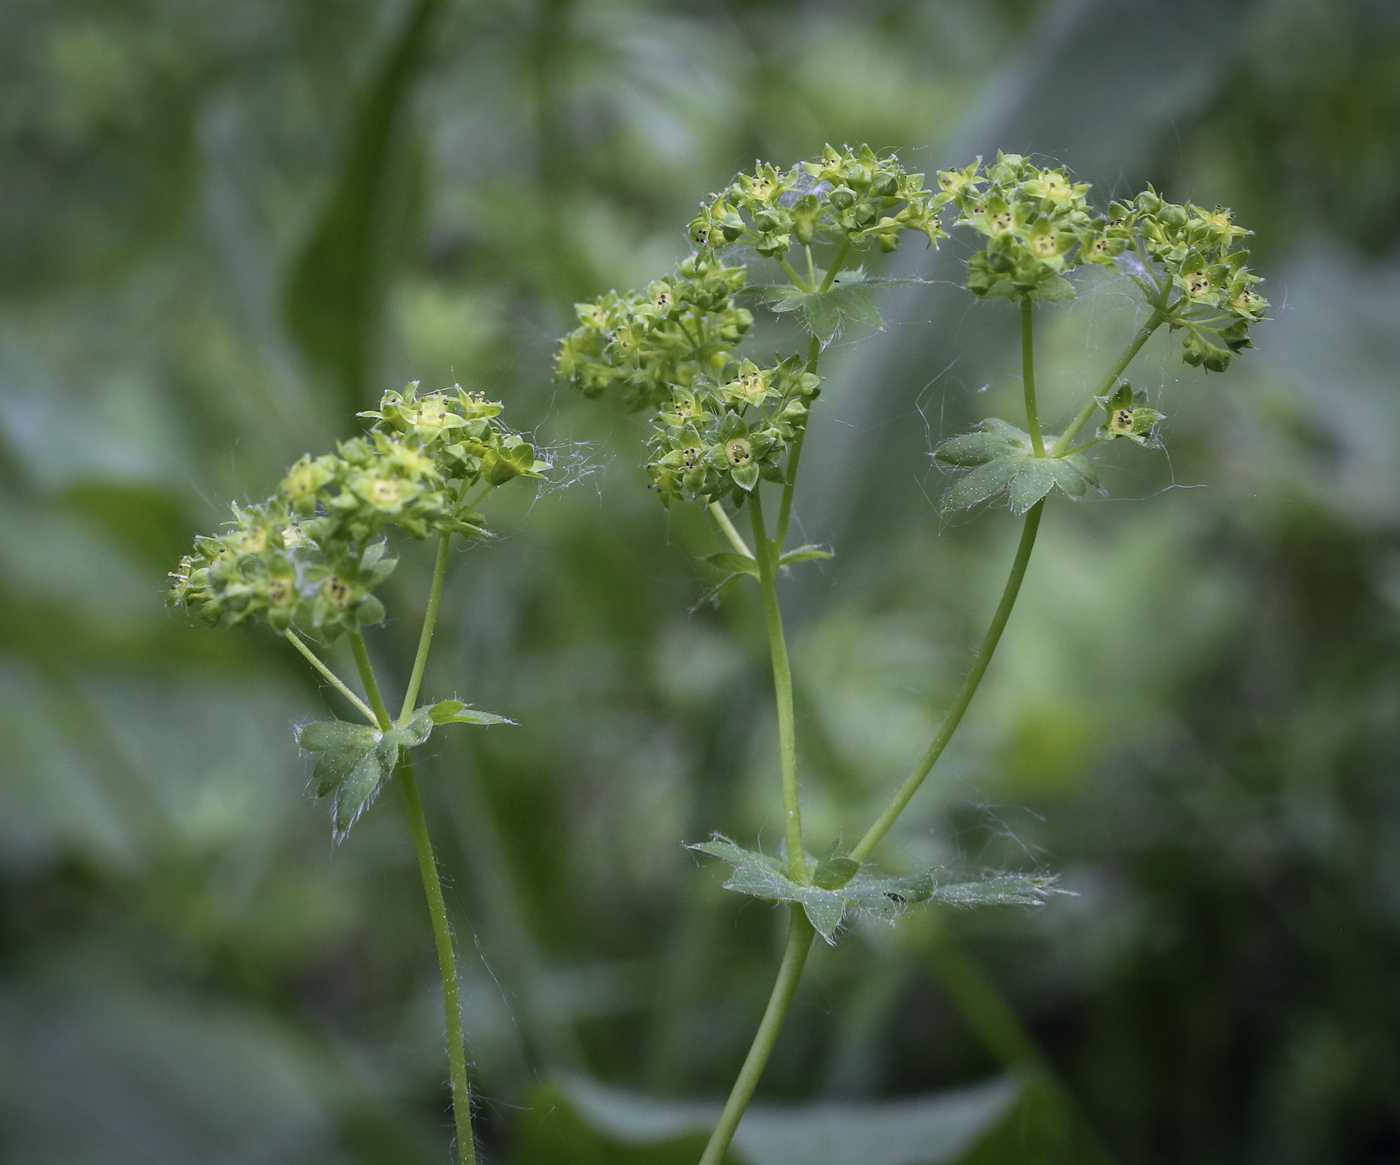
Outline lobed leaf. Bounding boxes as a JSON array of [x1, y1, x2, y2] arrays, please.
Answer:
[[427, 699, 515, 727], [691, 836, 1064, 943], [933, 418, 1032, 467]]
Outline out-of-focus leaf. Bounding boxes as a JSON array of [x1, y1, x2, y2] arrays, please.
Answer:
[[517, 1073, 1021, 1165], [778, 544, 833, 568], [756, 273, 928, 346], [283, 0, 444, 413], [704, 551, 760, 578]]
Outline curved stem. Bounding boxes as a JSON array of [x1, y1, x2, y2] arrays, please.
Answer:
[[777, 256, 811, 293], [749, 490, 806, 884], [399, 532, 452, 725], [349, 631, 476, 1165], [698, 906, 816, 1165], [850, 500, 1044, 865], [1048, 318, 1162, 457], [1022, 300, 1045, 456], [283, 630, 377, 724], [400, 753, 477, 1165]]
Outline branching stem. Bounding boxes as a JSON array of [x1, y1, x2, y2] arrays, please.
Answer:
[[1048, 318, 1162, 457], [709, 503, 755, 559], [399, 531, 452, 725], [283, 630, 377, 724], [850, 499, 1044, 864], [698, 906, 816, 1165], [749, 489, 807, 884]]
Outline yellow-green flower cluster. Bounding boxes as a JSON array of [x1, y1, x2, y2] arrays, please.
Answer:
[[1120, 188, 1267, 371], [935, 153, 1124, 302], [646, 357, 820, 506], [170, 384, 546, 640], [554, 256, 753, 411], [689, 144, 945, 261]]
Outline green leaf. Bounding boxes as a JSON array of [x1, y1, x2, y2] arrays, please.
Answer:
[[1008, 459, 1057, 513], [703, 552, 760, 578], [298, 720, 380, 797], [426, 700, 515, 727], [1031, 273, 1076, 302], [934, 419, 1032, 468], [690, 836, 1064, 943], [755, 271, 927, 347], [334, 747, 387, 840], [944, 455, 1027, 511], [778, 544, 833, 568]]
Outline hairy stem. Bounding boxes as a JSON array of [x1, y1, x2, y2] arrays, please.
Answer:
[[750, 490, 807, 883], [1049, 318, 1162, 456], [349, 631, 476, 1165], [284, 630, 377, 724], [1022, 300, 1045, 456], [399, 531, 452, 725], [400, 753, 477, 1165], [850, 500, 1044, 864], [698, 906, 816, 1165]]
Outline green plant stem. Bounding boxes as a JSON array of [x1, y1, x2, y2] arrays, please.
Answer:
[[818, 238, 852, 293], [1022, 300, 1045, 456], [349, 633, 393, 726], [399, 531, 452, 725], [774, 335, 821, 551], [749, 490, 807, 884], [698, 906, 816, 1165], [1048, 318, 1162, 456], [349, 631, 475, 1165], [850, 499, 1044, 865], [283, 630, 378, 724], [777, 256, 811, 292], [709, 503, 755, 559], [399, 752, 477, 1165]]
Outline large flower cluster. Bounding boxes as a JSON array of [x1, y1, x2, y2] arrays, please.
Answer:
[[170, 384, 545, 640], [1119, 188, 1267, 371], [935, 153, 1128, 302], [689, 143, 945, 261], [554, 256, 752, 412]]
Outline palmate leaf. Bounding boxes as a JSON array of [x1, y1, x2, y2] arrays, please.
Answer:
[[934, 419, 1100, 515], [691, 545, 832, 611], [753, 271, 930, 347], [298, 701, 511, 839], [690, 836, 1064, 943]]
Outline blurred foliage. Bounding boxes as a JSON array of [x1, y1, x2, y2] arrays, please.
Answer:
[[2, 0, 1400, 1162]]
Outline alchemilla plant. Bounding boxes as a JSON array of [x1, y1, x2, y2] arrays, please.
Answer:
[[174, 145, 1264, 1164], [557, 145, 1265, 1163], [171, 383, 546, 1164]]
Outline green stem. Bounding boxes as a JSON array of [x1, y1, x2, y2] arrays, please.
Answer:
[[283, 630, 377, 724], [818, 238, 852, 293], [698, 906, 816, 1165], [1022, 300, 1045, 456], [349, 633, 393, 728], [349, 632, 475, 1165], [399, 532, 452, 726], [1048, 319, 1162, 457], [709, 503, 755, 559], [749, 490, 806, 884], [850, 500, 1044, 865], [777, 256, 811, 292], [774, 335, 820, 552], [400, 754, 477, 1165]]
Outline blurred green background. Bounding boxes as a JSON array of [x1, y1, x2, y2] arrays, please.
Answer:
[[3, 0, 1400, 1162]]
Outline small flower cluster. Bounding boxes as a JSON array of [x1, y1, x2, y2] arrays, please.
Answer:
[[689, 144, 945, 261], [646, 356, 820, 505], [1120, 188, 1267, 371], [935, 153, 1126, 302], [170, 384, 545, 640], [554, 256, 753, 412]]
